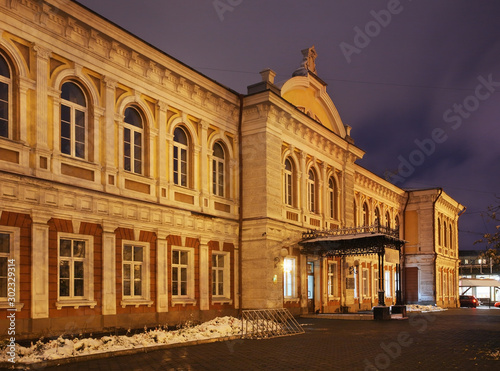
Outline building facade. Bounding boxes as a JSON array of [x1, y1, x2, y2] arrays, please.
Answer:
[[0, 0, 464, 339]]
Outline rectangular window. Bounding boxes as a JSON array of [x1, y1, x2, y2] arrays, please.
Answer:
[[172, 249, 189, 297], [353, 267, 358, 299], [283, 257, 296, 298], [385, 270, 391, 297], [327, 262, 337, 297], [123, 245, 143, 297], [212, 254, 226, 296], [59, 238, 86, 298], [373, 269, 379, 298], [0, 233, 10, 298], [362, 269, 369, 297]]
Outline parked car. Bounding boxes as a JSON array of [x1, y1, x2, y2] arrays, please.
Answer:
[[459, 295, 479, 308], [495, 302, 500, 308]]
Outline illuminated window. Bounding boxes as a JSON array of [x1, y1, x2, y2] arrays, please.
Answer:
[[385, 270, 391, 297], [362, 202, 369, 226], [385, 211, 391, 228], [362, 269, 369, 297], [283, 257, 296, 298], [0, 233, 10, 298], [327, 262, 338, 297]]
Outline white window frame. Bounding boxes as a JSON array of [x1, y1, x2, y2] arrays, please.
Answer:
[[0, 54, 12, 140], [0, 227, 22, 310], [56, 233, 96, 309], [171, 247, 196, 305], [385, 269, 391, 298], [283, 257, 297, 299], [173, 127, 189, 187], [212, 142, 225, 197], [123, 107, 144, 175], [120, 241, 152, 308], [284, 159, 293, 207], [328, 177, 337, 219], [362, 268, 369, 298], [307, 169, 316, 213], [211, 252, 230, 301], [60, 82, 88, 160], [327, 261, 338, 298], [373, 269, 379, 298]]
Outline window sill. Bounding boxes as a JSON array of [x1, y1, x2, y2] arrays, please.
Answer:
[[120, 299, 154, 308], [56, 300, 97, 310], [327, 296, 340, 301], [283, 297, 300, 303], [211, 298, 233, 305], [171, 298, 197, 307], [0, 302, 24, 311]]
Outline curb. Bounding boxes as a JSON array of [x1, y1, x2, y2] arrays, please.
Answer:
[[0, 335, 243, 370]]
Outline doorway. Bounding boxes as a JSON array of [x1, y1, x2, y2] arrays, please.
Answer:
[[307, 262, 315, 313]]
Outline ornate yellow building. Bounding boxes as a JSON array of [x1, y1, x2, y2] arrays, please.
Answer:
[[0, 0, 464, 339]]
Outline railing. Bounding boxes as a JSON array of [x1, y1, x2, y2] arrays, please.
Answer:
[[302, 224, 400, 240], [241, 308, 304, 339]]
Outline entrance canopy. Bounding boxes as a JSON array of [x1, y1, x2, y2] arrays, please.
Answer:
[[299, 225, 405, 257]]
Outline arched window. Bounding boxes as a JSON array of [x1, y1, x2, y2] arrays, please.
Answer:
[[307, 169, 316, 213], [438, 218, 442, 246], [362, 202, 369, 226], [328, 177, 337, 219], [0, 54, 11, 139], [449, 224, 453, 248], [173, 127, 189, 187], [374, 207, 381, 226], [61, 82, 87, 159], [284, 158, 294, 207], [123, 107, 143, 174], [385, 211, 391, 229], [212, 142, 225, 197], [354, 200, 358, 227], [443, 221, 448, 248]]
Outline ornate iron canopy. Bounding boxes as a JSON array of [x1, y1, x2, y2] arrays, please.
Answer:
[[299, 225, 405, 257]]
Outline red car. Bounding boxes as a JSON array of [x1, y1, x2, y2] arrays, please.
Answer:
[[495, 302, 500, 308], [459, 295, 479, 308]]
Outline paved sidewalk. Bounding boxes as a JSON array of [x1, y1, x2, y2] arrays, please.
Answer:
[[27, 308, 500, 370]]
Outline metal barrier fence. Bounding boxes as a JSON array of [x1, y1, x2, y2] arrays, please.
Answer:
[[241, 308, 304, 339]]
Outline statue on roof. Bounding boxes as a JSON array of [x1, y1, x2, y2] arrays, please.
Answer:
[[292, 46, 317, 77]]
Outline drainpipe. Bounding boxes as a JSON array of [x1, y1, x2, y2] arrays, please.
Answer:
[[433, 188, 443, 305], [238, 94, 244, 316]]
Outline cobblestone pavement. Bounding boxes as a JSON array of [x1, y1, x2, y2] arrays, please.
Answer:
[[40, 308, 500, 371]]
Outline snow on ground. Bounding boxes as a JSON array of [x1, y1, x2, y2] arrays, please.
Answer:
[[406, 304, 447, 313], [0, 316, 242, 364]]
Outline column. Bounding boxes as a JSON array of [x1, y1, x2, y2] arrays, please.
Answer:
[[101, 223, 116, 315], [157, 102, 168, 200], [156, 232, 169, 312], [199, 238, 210, 311], [200, 121, 209, 209], [31, 213, 50, 319], [103, 77, 118, 192]]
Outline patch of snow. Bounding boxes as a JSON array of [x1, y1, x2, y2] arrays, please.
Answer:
[[406, 304, 447, 313], [0, 316, 242, 364]]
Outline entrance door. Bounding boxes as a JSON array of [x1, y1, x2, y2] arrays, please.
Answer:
[[307, 262, 315, 313], [405, 267, 418, 303]]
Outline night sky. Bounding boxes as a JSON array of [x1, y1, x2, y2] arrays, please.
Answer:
[[76, 0, 500, 250]]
